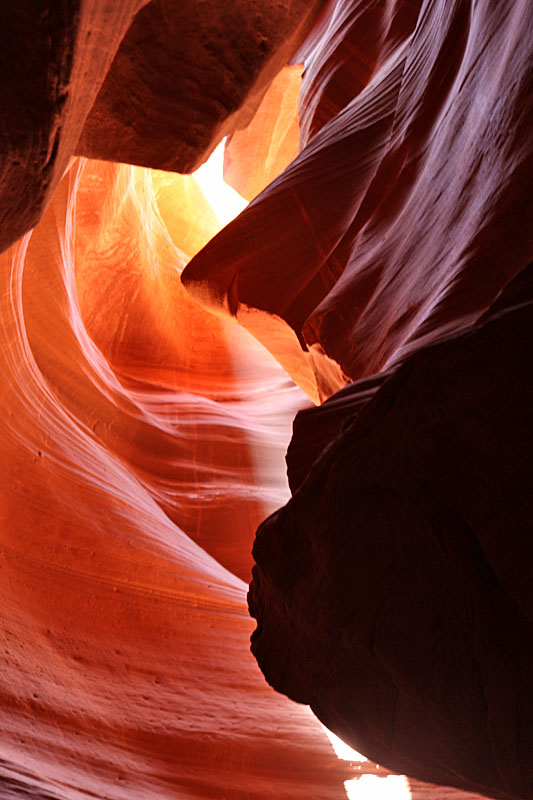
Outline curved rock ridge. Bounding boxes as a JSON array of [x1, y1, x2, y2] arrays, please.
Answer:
[[0, 149, 486, 800], [182, 0, 532, 401], [249, 264, 533, 799], [295, 0, 422, 146]]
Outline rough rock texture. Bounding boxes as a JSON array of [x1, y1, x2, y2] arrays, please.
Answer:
[[249, 266, 533, 799], [77, 0, 324, 172]]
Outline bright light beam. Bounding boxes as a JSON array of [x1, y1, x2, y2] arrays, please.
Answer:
[[321, 725, 368, 762], [321, 725, 412, 800], [193, 140, 248, 226], [344, 776, 412, 800]]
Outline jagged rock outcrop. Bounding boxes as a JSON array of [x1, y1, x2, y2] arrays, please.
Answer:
[[180, 8, 533, 788]]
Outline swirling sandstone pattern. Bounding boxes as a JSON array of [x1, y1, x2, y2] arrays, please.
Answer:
[[0, 156, 354, 798], [183, 0, 531, 395], [182, 0, 532, 796], [244, 0, 533, 797]]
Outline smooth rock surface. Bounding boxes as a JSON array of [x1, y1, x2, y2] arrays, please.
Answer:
[[224, 65, 304, 201], [182, 0, 532, 397], [0, 157, 350, 799]]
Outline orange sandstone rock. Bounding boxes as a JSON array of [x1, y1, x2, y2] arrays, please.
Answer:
[[224, 65, 304, 202], [0, 157, 348, 799]]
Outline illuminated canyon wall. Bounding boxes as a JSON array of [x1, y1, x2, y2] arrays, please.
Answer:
[[0, 1, 532, 800]]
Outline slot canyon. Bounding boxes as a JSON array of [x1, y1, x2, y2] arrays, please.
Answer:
[[0, 1, 531, 799]]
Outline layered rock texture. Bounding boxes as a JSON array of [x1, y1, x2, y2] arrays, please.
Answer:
[[0, 0, 531, 799], [183, 0, 532, 399], [1, 150, 354, 799], [183, 0, 533, 796]]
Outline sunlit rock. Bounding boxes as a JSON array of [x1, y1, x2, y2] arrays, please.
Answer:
[[0, 153, 353, 797], [224, 65, 304, 201]]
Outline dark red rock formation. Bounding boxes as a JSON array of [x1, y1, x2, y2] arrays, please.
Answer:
[[77, 0, 324, 172], [179, 10, 533, 788], [249, 265, 533, 799], [0, 1, 323, 255], [295, 0, 422, 145]]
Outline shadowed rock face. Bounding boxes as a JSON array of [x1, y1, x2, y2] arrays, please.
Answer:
[[182, 0, 532, 397], [77, 0, 324, 172], [0, 1, 149, 253], [179, 4, 533, 784], [249, 266, 533, 799]]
